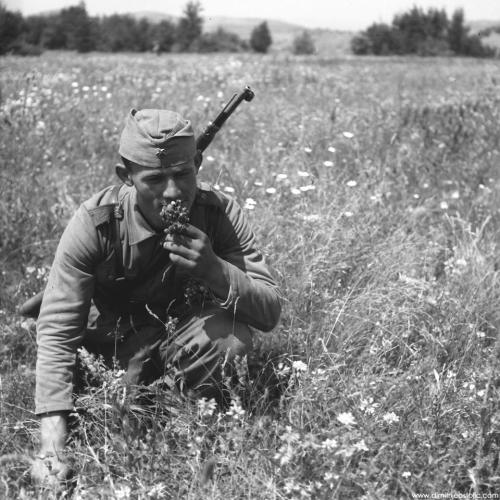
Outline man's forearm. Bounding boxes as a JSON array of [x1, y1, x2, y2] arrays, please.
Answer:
[[205, 256, 231, 301], [39, 412, 68, 455]]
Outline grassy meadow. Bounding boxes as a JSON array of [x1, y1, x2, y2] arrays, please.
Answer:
[[1, 52, 500, 499]]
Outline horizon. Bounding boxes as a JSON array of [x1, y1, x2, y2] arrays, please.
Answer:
[[3, 0, 500, 31]]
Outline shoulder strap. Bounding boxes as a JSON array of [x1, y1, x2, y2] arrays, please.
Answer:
[[109, 184, 126, 282]]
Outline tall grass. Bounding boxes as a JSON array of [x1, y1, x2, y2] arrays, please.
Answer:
[[1, 52, 499, 498]]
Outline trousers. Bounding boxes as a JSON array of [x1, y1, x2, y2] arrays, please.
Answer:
[[82, 305, 253, 402]]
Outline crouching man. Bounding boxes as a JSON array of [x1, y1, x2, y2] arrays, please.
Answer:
[[32, 108, 281, 486]]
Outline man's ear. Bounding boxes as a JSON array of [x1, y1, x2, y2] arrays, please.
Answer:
[[115, 164, 133, 186]]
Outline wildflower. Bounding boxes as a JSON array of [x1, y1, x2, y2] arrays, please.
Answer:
[[244, 197, 257, 207], [346, 180, 357, 187], [82, 85, 90, 92], [292, 360, 307, 372], [440, 201, 449, 210], [276, 173, 288, 181], [354, 439, 369, 452], [476, 330, 486, 338], [299, 185, 315, 192], [71, 82, 79, 88], [115, 485, 131, 500], [322, 438, 338, 450], [266, 187, 277, 194], [197, 397, 217, 418], [455, 258, 467, 267], [36, 121, 46, 130], [297, 170, 310, 177], [360, 397, 379, 414], [226, 398, 245, 420], [223, 186, 235, 193], [323, 160, 334, 167], [196, 95, 204, 101], [413, 193, 420, 199], [254, 181, 263, 186], [382, 412, 400, 424], [101, 85, 108, 92], [205, 155, 215, 162], [20, 319, 35, 331], [290, 187, 301, 195], [337, 412, 356, 426], [343, 211, 354, 217], [328, 146, 336, 153], [304, 146, 312, 153], [451, 190, 460, 199], [301, 214, 320, 221], [402, 471, 411, 478], [106, 93, 112, 99], [26, 266, 36, 274], [343, 131, 354, 138], [148, 483, 166, 497], [275, 362, 291, 377]]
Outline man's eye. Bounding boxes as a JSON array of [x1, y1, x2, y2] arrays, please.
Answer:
[[147, 176, 164, 183]]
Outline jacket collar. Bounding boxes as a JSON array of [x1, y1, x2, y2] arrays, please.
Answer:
[[122, 186, 160, 245]]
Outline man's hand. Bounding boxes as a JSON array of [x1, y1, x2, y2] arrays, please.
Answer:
[[32, 412, 73, 491], [31, 453, 73, 491], [162, 224, 230, 300]]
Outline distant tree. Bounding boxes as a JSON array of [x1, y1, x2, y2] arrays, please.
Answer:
[[448, 8, 467, 54], [153, 19, 176, 53], [59, 3, 95, 52], [364, 23, 399, 55], [176, 1, 203, 51], [352, 6, 493, 58], [24, 15, 47, 46], [351, 33, 372, 55], [0, 3, 25, 54], [250, 21, 272, 53], [40, 13, 67, 49], [98, 15, 144, 52], [134, 18, 153, 52], [292, 30, 315, 55]]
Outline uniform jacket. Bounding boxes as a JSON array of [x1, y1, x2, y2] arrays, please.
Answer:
[[35, 183, 281, 414]]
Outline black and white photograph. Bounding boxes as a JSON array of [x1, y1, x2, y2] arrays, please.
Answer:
[[1, 0, 500, 498]]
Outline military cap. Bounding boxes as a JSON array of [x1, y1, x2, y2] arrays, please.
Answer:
[[119, 109, 196, 168]]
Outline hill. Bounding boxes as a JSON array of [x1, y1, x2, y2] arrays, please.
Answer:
[[130, 11, 353, 55], [468, 19, 500, 33], [467, 20, 500, 53]]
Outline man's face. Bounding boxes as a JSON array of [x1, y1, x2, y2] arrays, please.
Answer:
[[123, 160, 198, 231]]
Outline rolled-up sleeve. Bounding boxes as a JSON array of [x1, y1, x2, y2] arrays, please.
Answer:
[[35, 206, 99, 414], [214, 196, 282, 332]]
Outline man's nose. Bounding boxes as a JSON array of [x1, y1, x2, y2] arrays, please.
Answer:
[[162, 178, 181, 200]]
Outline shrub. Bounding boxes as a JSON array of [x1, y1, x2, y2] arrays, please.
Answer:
[[250, 21, 272, 53], [292, 31, 316, 55]]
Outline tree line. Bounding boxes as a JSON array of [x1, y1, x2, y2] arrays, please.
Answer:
[[351, 7, 496, 57], [0, 1, 276, 55]]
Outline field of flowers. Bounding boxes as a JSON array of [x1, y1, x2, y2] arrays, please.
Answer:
[[1, 52, 500, 499]]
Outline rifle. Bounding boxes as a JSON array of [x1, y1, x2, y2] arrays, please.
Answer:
[[19, 86, 255, 319], [194, 85, 254, 168]]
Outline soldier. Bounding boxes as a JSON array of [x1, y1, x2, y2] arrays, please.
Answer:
[[31, 108, 281, 486]]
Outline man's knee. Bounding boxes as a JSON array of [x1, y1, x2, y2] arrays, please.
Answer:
[[201, 308, 253, 359]]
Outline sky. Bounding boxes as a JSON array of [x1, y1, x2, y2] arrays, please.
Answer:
[[4, 0, 500, 31]]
